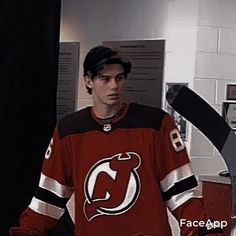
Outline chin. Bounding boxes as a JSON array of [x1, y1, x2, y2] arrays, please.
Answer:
[[106, 99, 121, 106]]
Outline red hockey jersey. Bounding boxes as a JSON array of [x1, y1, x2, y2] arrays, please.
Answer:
[[14, 103, 207, 236]]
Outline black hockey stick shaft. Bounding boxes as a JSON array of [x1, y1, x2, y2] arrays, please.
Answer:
[[166, 85, 231, 152], [166, 85, 236, 229]]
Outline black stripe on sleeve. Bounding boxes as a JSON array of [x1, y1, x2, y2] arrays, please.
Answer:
[[34, 187, 69, 208], [162, 175, 198, 201]]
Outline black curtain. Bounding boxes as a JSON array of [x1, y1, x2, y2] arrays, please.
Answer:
[[0, 1, 61, 235]]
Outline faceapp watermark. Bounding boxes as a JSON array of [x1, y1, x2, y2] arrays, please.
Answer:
[[180, 218, 228, 230]]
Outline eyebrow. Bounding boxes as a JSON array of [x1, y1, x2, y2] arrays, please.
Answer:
[[98, 72, 126, 77]]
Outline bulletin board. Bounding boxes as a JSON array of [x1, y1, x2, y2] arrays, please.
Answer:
[[103, 40, 165, 108], [57, 42, 80, 120]]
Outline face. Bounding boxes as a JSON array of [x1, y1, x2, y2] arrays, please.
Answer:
[[85, 63, 127, 110]]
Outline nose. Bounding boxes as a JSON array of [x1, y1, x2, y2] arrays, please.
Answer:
[[109, 78, 119, 90]]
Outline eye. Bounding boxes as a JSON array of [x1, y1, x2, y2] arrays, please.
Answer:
[[98, 75, 111, 82], [115, 74, 126, 81]]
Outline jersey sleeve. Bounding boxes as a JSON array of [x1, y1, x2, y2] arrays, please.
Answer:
[[12, 125, 74, 236], [157, 114, 208, 236]]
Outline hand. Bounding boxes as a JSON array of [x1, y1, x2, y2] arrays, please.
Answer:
[[10, 227, 41, 236]]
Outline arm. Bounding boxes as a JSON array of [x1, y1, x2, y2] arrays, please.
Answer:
[[157, 114, 223, 236], [10, 126, 74, 236]]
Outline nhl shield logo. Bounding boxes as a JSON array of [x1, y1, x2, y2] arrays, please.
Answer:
[[103, 123, 111, 132]]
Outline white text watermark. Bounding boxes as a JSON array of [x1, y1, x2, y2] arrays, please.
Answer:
[[180, 219, 227, 230]]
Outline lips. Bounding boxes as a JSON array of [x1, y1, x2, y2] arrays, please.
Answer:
[[108, 93, 119, 99]]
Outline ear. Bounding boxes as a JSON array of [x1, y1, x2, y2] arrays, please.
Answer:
[[84, 75, 93, 89]]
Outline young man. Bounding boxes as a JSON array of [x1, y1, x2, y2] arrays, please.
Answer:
[[10, 46, 222, 236]]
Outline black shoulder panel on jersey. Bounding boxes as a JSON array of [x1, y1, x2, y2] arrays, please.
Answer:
[[58, 107, 99, 139], [119, 103, 166, 131], [58, 103, 167, 139]]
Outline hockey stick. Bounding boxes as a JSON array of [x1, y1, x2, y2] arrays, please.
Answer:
[[166, 84, 236, 235]]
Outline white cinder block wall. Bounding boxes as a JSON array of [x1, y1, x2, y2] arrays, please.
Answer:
[[191, 0, 236, 175]]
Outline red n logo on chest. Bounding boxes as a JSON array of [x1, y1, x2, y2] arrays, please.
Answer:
[[83, 152, 141, 221]]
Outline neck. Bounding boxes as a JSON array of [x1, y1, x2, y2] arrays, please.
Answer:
[[93, 102, 123, 119]]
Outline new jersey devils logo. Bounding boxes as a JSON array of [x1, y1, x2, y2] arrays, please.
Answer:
[[83, 152, 141, 221]]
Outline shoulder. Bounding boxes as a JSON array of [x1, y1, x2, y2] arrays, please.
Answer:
[[59, 106, 91, 124], [126, 103, 168, 130], [129, 103, 166, 116], [57, 106, 95, 138]]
